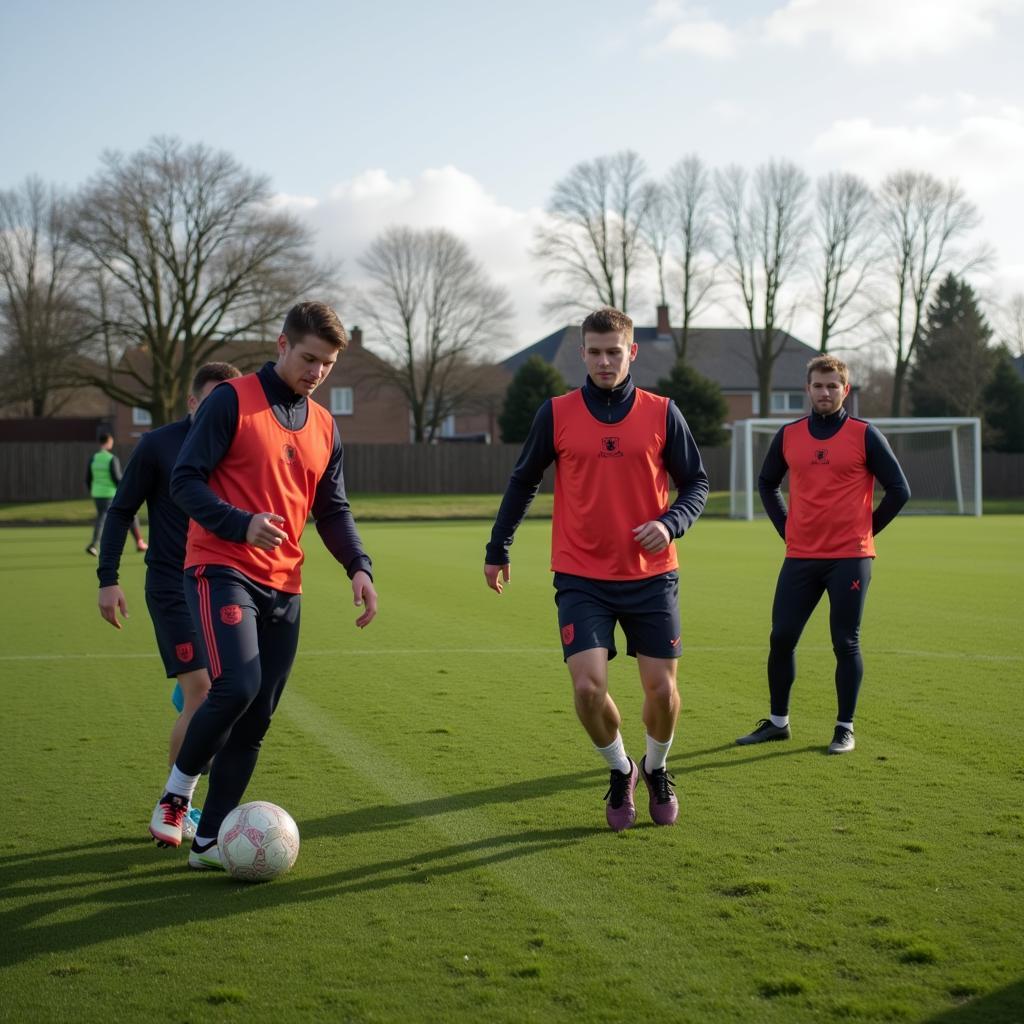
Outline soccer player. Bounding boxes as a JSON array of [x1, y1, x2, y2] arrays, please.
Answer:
[[85, 432, 146, 556], [485, 308, 709, 831], [149, 302, 377, 870], [96, 362, 242, 787], [735, 355, 910, 754]]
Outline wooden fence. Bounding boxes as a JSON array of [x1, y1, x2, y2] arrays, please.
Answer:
[[0, 441, 1020, 503]]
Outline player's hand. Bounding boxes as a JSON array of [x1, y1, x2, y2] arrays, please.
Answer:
[[246, 512, 288, 551], [632, 520, 671, 553], [98, 585, 129, 629], [351, 570, 377, 628], [484, 563, 510, 594]]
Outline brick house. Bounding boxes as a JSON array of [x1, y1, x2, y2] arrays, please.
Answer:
[[116, 326, 409, 443]]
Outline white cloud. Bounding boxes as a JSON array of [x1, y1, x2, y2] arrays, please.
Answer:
[[808, 105, 1024, 198], [274, 166, 553, 351], [647, 2, 739, 58], [764, 0, 1021, 62]]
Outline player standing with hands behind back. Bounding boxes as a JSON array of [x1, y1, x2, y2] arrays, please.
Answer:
[[149, 302, 377, 870], [485, 308, 708, 831]]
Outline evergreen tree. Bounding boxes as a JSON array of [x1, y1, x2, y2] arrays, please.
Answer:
[[983, 347, 1024, 452], [653, 359, 728, 447], [909, 273, 996, 417], [498, 356, 568, 443]]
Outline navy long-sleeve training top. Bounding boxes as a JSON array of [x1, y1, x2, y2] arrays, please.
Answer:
[[486, 374, 709, 566], [757, 408, 911, 541], [170, 363, 372, 581], [97, 418, 191, 589]]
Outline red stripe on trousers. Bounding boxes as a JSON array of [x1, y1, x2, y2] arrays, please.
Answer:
[[195, 566, 222, 681]]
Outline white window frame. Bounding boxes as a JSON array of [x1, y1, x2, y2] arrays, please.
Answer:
[[329, 386, 354, 416], [770, 391, 805, 414], [132, 407, 152, 426]]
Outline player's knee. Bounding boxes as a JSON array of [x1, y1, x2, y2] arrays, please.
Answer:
[[832, 632, 860, 658], [572, 675, 605, 708], [770, 626, 800, 654]]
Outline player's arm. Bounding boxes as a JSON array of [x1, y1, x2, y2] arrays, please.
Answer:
[[645, 401, 709, 551], [170, 385, 253, 543], [109, 454, 124, 485], [866, 425, 911, 535], [312, 424, 377, 627], [484, 400, 556, 592], [757, 429, 789, 539]]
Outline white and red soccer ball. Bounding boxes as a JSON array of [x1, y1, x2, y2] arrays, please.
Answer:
[[217, 801, 300, 882]]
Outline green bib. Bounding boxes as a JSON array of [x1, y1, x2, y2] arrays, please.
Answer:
[[90, 449, 117, 498]]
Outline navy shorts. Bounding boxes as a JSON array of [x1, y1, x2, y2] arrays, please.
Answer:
[[553, 571, 682, 662], [145, 586, 207, 679]]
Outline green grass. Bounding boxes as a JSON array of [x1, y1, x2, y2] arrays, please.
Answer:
[[2, 490, 1019, 526], [0, 491, 736, 524], [1, 518, 1022, 1023]]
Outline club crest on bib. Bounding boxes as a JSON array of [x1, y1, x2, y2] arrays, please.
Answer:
[[220, 604, 243, 626], [813, 448, 830, 465], [175, 642, 194, 663], [281, 443, 297, 464], [599, 436, 623, 458]]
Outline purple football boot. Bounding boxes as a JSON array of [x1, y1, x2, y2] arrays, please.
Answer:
[[604, 758, 638, 831], [640, 755, 678, 826]]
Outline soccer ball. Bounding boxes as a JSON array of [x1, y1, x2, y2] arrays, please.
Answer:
[[217, 801, 300, 882]]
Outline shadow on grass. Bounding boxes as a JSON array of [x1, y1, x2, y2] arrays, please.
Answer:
[[924, 978, 1024, 1023], [0, 769, 605, 968]]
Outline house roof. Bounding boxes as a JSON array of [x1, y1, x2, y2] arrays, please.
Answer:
[[502, 325, 820, 392]]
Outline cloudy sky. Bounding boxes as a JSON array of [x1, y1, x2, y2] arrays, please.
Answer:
[[2, 0, 1021, 354]]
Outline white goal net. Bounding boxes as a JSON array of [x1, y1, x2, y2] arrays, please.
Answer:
[[729, 417, 982, 519]]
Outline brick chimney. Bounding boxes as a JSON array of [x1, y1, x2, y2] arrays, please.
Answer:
[[349, 325, 362, 348], [656, 304, 671, 338]]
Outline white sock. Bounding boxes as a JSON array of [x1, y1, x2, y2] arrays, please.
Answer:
[[645, 734, 674, 772], [770, 714, 789, 728], [595, 734, 631, 774], [836, 720, 854, 731], [165, 765, 200, 802]]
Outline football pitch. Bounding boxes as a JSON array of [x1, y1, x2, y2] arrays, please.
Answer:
[[0, 516, 1021, 1024]]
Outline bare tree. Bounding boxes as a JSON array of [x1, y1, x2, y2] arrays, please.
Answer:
[[876, 170, 987, 416], [813, 172, 878, 353], [716, 160, 810, 416], [642, 183, 672, 309], [0, 177, 89, 415], [357, 226, 513, 442], [665, 155, 717, 360], [70, 137, 333, 425], [994, 291, 1024, 359], [534, 150, 655, 316]]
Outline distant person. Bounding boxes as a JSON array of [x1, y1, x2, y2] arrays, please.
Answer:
[[149, 302, 377, 871], [485, 307, 709, 831], [735, 355, 910, 754], [86, 432, 146, 556], [96, 362, 242, 844]]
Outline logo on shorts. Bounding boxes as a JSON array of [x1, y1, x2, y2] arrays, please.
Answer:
[[281, 443, 297, 464], [561, 624, 575, 646], [175, 642, 194, 663], [850, 579, 861, 591], [220, 604, 243, 626], [813, 448, 830, 465], [599, 437, 623, 458], [670, 636, 681, 648]]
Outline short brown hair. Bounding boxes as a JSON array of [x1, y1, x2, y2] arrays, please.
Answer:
[[282, 301, 347, 350], [806, 354, 849, 386], [191, 361, 241, 397], [581, 307, 633, 343]]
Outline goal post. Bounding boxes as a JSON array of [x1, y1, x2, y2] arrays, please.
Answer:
[[728, 417, 982, 520]]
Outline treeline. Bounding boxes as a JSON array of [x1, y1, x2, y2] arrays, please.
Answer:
[[2, 139, 1023, 447]]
